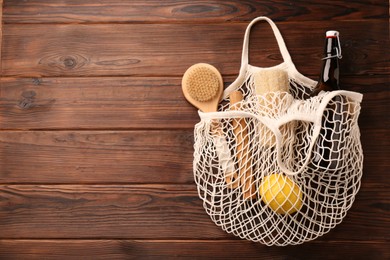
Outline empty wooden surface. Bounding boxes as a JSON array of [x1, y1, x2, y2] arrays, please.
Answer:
[[0, 1, 389, 259]]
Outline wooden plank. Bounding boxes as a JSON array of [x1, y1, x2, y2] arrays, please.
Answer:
[[0, 239, 389, 259], [344, 76, 390, 132], [0, 185, 225, 239], [0, 77, 199, 130], [0, 184, 388, 240], [0, 129, 387, 184], [0, 0, 3, 75], [0, 76, 388, 130], [1, 21, 388, 77], [0, 130, 194, 184], [2, 0, 388, 24]]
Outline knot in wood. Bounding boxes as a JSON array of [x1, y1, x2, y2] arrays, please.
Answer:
[[181, 4, 220, 14], [63, 57, 77, 69], [18, 90, 37, 110], [32, 78, 42, 85]]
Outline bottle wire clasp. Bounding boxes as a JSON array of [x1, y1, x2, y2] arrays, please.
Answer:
[[322, 34, 342, 60]]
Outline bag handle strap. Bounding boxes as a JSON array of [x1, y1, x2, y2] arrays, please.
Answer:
[[223, 16, 298, 99], [200, 90, 363, 176], [275, 90, 363, 176], [241, 16, 293, 67]]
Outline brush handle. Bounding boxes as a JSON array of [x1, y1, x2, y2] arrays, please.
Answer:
[[230, 91, 256, 200], [212, 128, 239, 189]]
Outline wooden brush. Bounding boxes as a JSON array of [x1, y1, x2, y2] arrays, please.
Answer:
[[230, 90, 256, 200], [182, 63, 238, 188], [182, 63, 223, 112]]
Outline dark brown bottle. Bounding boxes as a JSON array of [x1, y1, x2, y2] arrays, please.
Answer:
[[310, 30, 341, 95], [311, 30, 344, 170]]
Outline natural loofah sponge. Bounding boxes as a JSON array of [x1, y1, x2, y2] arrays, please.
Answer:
[[254, 68, 289, 95], [253, 68, 293, 148]]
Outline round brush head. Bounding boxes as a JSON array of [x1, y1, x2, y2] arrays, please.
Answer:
[[182, 63, 222, 102]]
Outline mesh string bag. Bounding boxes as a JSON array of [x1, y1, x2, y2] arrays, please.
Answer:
[[192, 17, 363, 246]]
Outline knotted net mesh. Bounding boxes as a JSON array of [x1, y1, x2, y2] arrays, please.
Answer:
[[193, 67, 363, 246]]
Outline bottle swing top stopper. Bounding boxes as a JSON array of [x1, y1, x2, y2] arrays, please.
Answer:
[[326, 30, 339, 38], [323, 30, 342, 60]]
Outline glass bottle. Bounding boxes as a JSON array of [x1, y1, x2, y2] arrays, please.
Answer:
[[311, 30, 344, 170], [310, 30, 341, 95]]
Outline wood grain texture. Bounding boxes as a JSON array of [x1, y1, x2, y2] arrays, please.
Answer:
[[0, 129, 387, 185], [0, 130, 194, 184], [1, 21, 388, 77], [0, 0, 389, 258], [0, 0, 2, 75], [0, 240, 389, 259], [0, 185, 224, 239], [0, 77, 198, 130], [2, 0, 387, 24], [0, 76, 387, 130], [0, 184, 388, 240]]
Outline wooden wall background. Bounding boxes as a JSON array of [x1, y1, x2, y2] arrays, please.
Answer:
[[0, 1, 389, 259]]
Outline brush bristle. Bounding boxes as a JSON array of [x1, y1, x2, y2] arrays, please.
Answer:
[[184, 65, 220, 102]]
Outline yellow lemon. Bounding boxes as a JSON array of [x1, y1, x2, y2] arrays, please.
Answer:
[[259, 173, 303, 214]]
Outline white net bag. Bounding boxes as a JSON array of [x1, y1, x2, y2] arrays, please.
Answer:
[[193, 17, 363, 246]]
